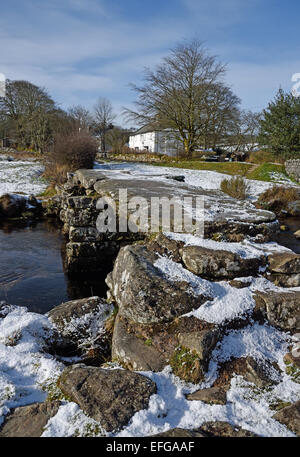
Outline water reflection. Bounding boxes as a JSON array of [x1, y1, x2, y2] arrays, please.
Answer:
[[0, 220, 108, 314], [274, 217, 300, 254]]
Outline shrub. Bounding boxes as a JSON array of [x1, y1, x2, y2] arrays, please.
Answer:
[[44, 131, 98, 184], [256, 185, 300, 213], [246, 150, 281, 165], [220, 175, 250, 200]]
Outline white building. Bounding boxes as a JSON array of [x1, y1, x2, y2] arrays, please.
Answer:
[[129, 126, 182, 156]]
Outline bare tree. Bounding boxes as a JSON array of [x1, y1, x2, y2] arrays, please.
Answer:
[[0, 79, 57, 152], [229, 110, 262, 152], [106, 126, 129, 153], [200, 83, 240, 149], [124, 39, 235, 156], [68, 105, 94, 132], [94, 97, 115, 153]]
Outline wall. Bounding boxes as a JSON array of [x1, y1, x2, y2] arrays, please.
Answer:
[[285, 159, 300, 182], [129, 132, 156, 152], [105, 152, 170, 163], [129, 130, 182, 156]]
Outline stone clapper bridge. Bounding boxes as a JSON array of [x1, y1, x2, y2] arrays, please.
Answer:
[[50, 167, 278, 276]]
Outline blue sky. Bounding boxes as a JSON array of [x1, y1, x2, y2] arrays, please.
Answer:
[[1, 0, 300, 125]]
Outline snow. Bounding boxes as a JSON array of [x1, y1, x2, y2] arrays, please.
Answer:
[[48, 300, 114, 352], [41, 401, 107, 437], [1, 280, 299, 437], [43, 322, 296, 439], [0, 304, 63, 426], [154, 255, 213, 298], [153, 252, 298, 324], [164, 231, 292, 258], [94, 161, 299, 201], [212, 323, 289, 364], [0, 160, 47, 197], [114, 366, 298, 438], [113, 323, 298, 438]]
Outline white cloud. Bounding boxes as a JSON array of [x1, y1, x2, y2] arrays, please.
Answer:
[[0, 0, 298, 120], [181, 0, 258, 26], [227, 60, 300, 111]]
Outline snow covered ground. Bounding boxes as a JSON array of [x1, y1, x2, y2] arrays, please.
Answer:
[[0, 304, 63, 427], [0, 160, 47, 197], [0, 264, 299, 437], [94, 161, 299, 201]]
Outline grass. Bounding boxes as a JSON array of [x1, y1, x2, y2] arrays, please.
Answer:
[[38, 186, 57, 198], [169, 345, 204, 383], [256, 185, 300, 213], [155, 159, 253, 176], [151, 159, 296, 184], [220, 176, 250, 199], [246, 150, 281, 165], [285, 360, 300, 384], [246, 163, 287, 181]]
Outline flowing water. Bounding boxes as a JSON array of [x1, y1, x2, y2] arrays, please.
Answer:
[[0, 220, 107, 314], [275, 217, 300, 254]]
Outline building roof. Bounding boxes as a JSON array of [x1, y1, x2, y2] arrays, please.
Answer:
[[130, 125, 178, 136], [130, 125, 157, 136]]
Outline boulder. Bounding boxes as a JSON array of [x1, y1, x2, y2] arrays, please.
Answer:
[[0, 155, 14, 161], [48, 296, 113, 357], [213, 356, 280, 388], [186, 386, 228, 405], [267, 253, 300, 274], [0, 194, 26, 218], [273, 400, 300, 436], [151, 422, 256, 437], [0, 193, 42, 219], [253, 291, 300, 332], [284, 352, 300, 369], [112, 315, 166, 372], [267, 273, 300, 288], [0, 402, 60, 437], [165, 175, 185, 182], [112, 315, 220, 383], [287, 201, 300, 217], [57, 364, 156, 432], [152, 428, 205, 438], [147, 232, 184, 262], [294, 229, 300, 240], [198, 421, 257, 437], [181, 245, 264, 279], [107, 245, 212, 324], [74, 169, 106, 189], [229, 279, 252, 289], [0, 302, 15, 318]]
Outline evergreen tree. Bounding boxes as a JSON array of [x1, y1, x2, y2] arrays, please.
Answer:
[[259, 88, 300, 158]]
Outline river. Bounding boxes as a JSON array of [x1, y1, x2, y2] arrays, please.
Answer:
[[0, 220, 107, 313]]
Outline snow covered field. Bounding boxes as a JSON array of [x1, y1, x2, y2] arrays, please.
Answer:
[[0, 160, 47, 197]]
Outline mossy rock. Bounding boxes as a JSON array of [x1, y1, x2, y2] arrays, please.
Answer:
[[170, 346, 204, 383], [285, 360, 300, 384]]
